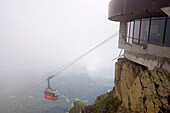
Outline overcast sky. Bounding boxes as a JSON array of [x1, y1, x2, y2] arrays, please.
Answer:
[[0, 0, 119, 78]]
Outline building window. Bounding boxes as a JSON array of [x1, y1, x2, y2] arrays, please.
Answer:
[[139, 18, 150, 46], [165, 18, 170, 46], [125, 16, 170, 46], [129, 21, 134, 45], [126, 22, 130, 43], [149, 17, 166, 45], [133, 19, 141, 43], [126, 21, 133, 45]]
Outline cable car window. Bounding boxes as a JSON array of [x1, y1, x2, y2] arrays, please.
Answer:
[[52, 93, 55, 97], [129, 21, 134, 45], [140, 18, 150, 46], [165, 18, 170, 46], [149, 17, 166, 45], [126, 22, 130, 43], [133, 19, 141, 43]]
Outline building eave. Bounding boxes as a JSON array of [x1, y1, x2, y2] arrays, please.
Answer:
[[108, 0, 170, 21]]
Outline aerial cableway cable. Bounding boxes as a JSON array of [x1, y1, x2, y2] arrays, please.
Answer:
[[2, 32, 120, 109], [43, 26, 119, 76], [9, 27, 119, 97], [14, 31, 119, 97], [112, 49, 124, 61], [15, 31, 119, 97], [52, 31, 119, 77]]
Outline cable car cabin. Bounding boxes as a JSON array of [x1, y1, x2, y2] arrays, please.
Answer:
[[44, 88, 59, 101]]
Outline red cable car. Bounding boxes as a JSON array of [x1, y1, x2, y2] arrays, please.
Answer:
[[44, 75, 59, 101], [44, 88, 59, 101]]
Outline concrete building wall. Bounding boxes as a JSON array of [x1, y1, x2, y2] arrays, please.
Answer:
[[118, 21, 126, 48]]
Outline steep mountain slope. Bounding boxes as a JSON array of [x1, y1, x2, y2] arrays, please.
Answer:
[[71, 58, 170, 113]]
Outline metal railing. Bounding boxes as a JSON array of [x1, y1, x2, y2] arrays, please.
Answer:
[[122, 35, 148, 46]]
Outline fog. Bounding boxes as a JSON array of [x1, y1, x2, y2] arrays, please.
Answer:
[[0, 0, 119, 79], [0, 0, 120, 112]]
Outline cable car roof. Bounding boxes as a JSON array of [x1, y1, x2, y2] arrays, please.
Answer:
[[45, 88, 58, 93]]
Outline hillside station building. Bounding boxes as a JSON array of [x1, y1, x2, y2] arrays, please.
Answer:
[[108, 0, 170, 72]]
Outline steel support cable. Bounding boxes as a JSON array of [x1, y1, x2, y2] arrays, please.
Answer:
[[49, 32, 120, 76], [20, 31, 119, 91], [2, 32, 119, 107], [52, 31, 119, 77], [43, 26, 119, 75], [16, 32, 119, 97], [21, 31, 119, 84], [41, 26, 118, 74], [112, 49, 124, 61], [13, 31, 119, 97], [47, 32, 118, 75], [12, 28, 119, 93], [112, 54, 124, 61]]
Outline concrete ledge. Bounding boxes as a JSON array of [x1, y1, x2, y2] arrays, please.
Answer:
[[162, 62, 170, 72], [124, 52, 163, 70]]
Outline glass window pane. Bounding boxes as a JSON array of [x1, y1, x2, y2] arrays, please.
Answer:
[[129, 21, 134, 44], [140, 18, 150, 46], [126, 22, 130, 43], [149, 17, 166, 45], [165, 19, 170, 46], [133, 19, 141, 43], [52, 93, 55, 97]]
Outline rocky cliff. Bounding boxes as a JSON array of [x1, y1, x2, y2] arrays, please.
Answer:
[[81, 58, 170, 113]]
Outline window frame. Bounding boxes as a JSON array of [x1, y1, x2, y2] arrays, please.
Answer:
[[126, 21, 131, 44], [126, 21, 134, 45], [163, 17, 170, 46], [148, 17, 166, 45], [133, 19, 141, 44], [129, 21, 134, 45], [139, 18, 150, 46]]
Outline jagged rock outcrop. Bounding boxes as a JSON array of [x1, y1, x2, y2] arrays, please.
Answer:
[[115, 58, 170, 113], [75, 58, 170, 113]]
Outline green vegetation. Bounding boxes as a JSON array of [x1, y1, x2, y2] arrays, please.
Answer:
[[69, 101, 87, 113], [82, 91, 122, 113], [94, 92, 120, 113]]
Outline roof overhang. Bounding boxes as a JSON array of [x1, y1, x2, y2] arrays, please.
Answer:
[[108, 0, 170, 21]]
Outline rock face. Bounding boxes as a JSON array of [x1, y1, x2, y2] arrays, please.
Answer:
[[78, 58, 170, 113], [115, 58, 170, 113]]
